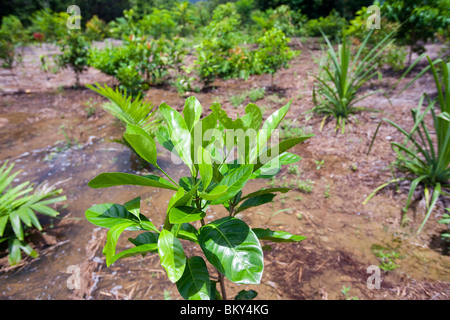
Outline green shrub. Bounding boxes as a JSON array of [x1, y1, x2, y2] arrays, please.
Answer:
[[251, 5, 303, 37], [56, 31, 90, 87], [107, 9, 139, 39], [0, 161, 66, 266], [382, 0, 450, 60], [29, 9, 69, 43], [0, 15, 28, 69], [139, 8, 178, 39], [302, 9, 346, 39], [84, 96, 313, 300], [89, 36, 186, 96], [253, 27, 299, 87], [85, 15, 107, 41], [345, 6, 407, 71]]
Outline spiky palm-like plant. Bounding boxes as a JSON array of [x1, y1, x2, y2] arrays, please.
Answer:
[[312, 29, 394, 133], [365, 57, 450, 234], [0, 161, 66, 265]]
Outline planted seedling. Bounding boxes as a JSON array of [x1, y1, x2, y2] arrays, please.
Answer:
[[84, 96, 313, 300]]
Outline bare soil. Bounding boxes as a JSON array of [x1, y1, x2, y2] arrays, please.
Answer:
[[0, 38, 448, 300]]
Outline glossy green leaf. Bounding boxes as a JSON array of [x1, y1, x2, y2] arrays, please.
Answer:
[[183, 96, 202, 132], [241, 104, 263, 132], [211, 165, 254, 205], [198, 146, 213, 190], [198, 217, 263, 284], [234, 193, 276, 215], [85, 203, 139, 229], [159, 103, 193, 172], [194, 112, 219, 149], [252, 228, 306, 243], [176, 256, 211, 300], [158, 229, 186, 283], [129, 232, 159, 246], [155, 126, 175, 153], [123, 124, 157, 165], [252, 100, 291, 161], [254, 136, 313, 172], [240, 188, 290, 201], [234, 289, 258, 300], [110, 243, 158, 265], [169, 206, 206, 224], [199, 185, 228, 200], [124, 196, 141, 220], [104, 221, 136, 266], [279, 152, 302, 165], [88, 172, 178, 191], [172, 223, 199, 243]]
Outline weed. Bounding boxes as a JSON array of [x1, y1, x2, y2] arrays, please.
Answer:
[[288, 164, 300, 175], [371, 244, 400, 272], [248, 87, 265, 102], [324, 184, 331, 198], [341, 286, 359, 300], [297, 179, 314, 193], [315, 159, 324, 170]]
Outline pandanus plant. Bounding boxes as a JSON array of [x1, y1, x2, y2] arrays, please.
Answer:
[[365, 56, 450, 234], [85, 96, 313, 300], [312, 29, 394, 133]]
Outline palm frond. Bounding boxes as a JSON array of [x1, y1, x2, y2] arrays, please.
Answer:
[[86, 83, 161, 134]]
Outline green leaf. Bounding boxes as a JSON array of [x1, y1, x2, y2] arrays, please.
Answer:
[[9, 211, 23, 241], [183, 96, 202, 132], [159, 103, 193, 172], [199, 185, 228, 201], [279, 152, 302, 165], [104, 221, 136, 266], [124, 196, 141, 220], [198, 146, 213, 190], [242, 104, 263, 132], [176, 256, 211, 300], [211, 165, 253, 205], [0, 216, 8, 237], [252, 228, 306, 243], [198, 217, 263, 284], [155, 126, 175, 153], [169, 206, 206, 224], [252, 100, 291, 161], [85, 203, 139, 229], [254, 136, 313, 172], [172, 223, 199, 243], [158, 229, 186, 283], [88, 172, 178, 191], [194, 112, 219, 149], [123, 124, 157, 165], [110, 243, 158, 265], [240, 187, 290, 201], [8, 238, 22, 266], [129, 232, 159, 246], [234, 289, 258, 300], [234, 193, 276, 215]]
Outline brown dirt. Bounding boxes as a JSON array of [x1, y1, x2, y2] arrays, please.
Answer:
[[0, 38, 448, 300]]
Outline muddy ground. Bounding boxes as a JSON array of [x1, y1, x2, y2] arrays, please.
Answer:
[[0, 38, 449, 300]]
